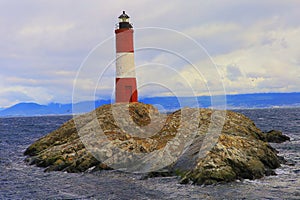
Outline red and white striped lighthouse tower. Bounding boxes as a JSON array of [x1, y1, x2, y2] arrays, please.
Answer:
[[115, 11, 138, 103]]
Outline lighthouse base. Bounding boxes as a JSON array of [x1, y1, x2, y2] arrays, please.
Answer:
[[115, 78, 138, 103]]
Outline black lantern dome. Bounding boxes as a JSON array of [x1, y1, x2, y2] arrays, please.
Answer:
[[117, 11, 132, 29]]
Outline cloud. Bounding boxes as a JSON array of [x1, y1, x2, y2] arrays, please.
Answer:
[[0, 0, 299, 107], [226, 64, 243, 81], [0, 85, 53, 107]]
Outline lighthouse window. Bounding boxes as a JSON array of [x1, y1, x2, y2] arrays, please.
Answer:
[[119, 18, 129, 23]]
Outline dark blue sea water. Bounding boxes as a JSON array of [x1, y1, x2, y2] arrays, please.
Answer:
[[0, 108, 299, 199]]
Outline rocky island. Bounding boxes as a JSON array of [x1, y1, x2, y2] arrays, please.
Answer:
[[24, 102, 287, 185]]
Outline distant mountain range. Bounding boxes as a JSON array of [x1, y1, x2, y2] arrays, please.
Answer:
[[0, 100, 111, 117], [0, 92, 299, 117]]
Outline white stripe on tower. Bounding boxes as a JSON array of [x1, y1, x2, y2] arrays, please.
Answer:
[[116, 52, 136, 78]]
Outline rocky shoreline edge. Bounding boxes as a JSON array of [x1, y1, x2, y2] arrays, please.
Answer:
[[24, 103, 290, 185]]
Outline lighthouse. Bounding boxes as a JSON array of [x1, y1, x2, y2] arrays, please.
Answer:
[[115, 11, 138, 103]]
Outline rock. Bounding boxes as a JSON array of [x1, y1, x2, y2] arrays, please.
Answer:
[[178, 134, 280, 184], [24, 102, 282, 185], [264, 130, 290, 143]]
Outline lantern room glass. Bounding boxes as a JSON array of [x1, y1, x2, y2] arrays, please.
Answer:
[[119, 17, 129, 23]]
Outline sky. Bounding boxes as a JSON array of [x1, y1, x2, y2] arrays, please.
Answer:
[[0, 0, 299, 108]]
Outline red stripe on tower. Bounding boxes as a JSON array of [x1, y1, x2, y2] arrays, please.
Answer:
[[115, 11, 138, 103]]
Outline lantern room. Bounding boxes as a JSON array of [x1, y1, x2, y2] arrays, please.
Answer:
[[117, 11, 133, 29]]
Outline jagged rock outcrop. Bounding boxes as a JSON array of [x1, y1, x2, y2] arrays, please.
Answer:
[[24, 102, 283, 184], [264, 130, 290, 143]]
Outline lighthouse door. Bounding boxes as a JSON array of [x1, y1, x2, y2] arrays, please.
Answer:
[[125, 86, 133, 102]]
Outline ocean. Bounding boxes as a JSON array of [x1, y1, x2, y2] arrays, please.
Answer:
[[0, 108, 299, 199]]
